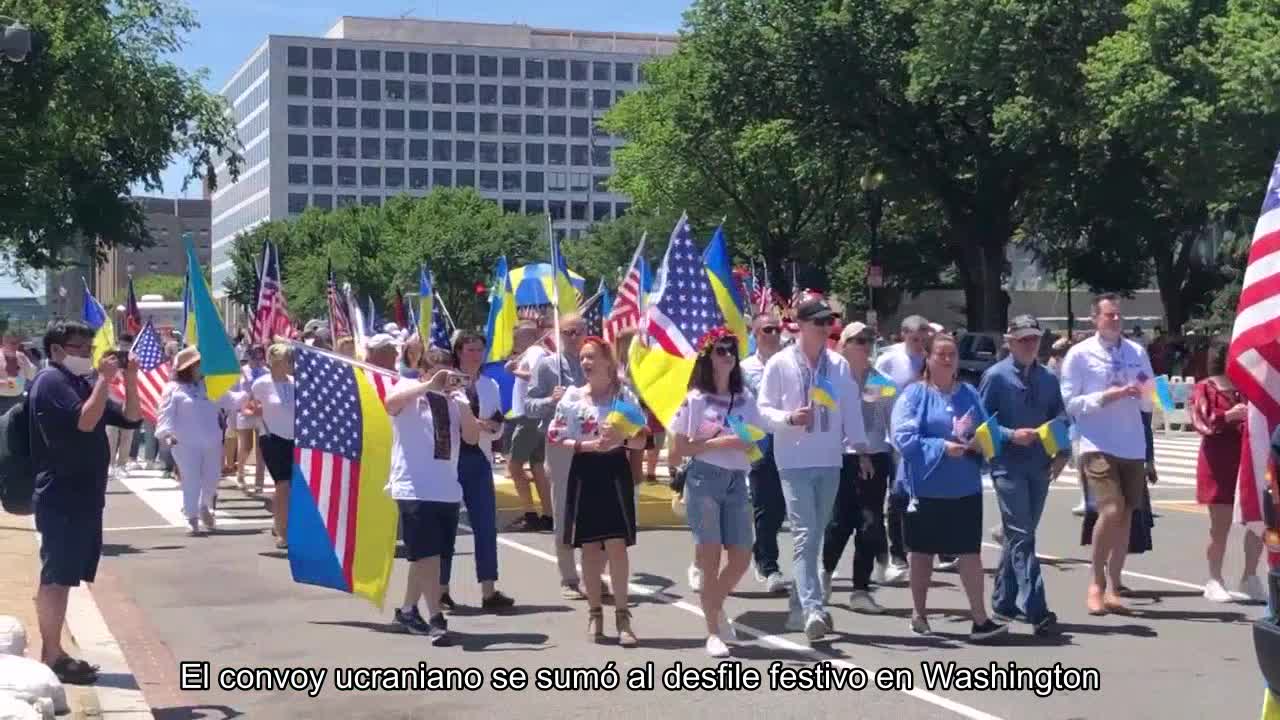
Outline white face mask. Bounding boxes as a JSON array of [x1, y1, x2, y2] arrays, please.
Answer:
[[61, 354, 94, 377]]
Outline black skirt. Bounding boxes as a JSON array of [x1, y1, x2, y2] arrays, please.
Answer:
[[563, 447, 637, 548], [903, 493, 983, 556]]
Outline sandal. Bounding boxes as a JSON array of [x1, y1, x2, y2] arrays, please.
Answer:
[[50, 656, 99, 685]]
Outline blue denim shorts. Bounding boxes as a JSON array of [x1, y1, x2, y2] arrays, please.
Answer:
[[685, 458, 754, 547]]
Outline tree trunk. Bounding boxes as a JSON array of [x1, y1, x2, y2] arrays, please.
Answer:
[[952, 233, 1010, 331], [1151, 230, 1196, 335]]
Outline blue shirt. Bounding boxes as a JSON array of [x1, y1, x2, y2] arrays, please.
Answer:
[[890, 381, 985, 499], [978, 357, 1066, 475]]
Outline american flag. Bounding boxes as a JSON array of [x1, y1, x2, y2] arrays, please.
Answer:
[[430, 293, 452, 350], [645, 214, 722, 357], [605, 245, 647, 344], [109, 320, 171, 424], [1228, 150, 1280, 558], [253, 241, 294, 343], [326, 262, 351, 339], [581, 290, 606, 338]]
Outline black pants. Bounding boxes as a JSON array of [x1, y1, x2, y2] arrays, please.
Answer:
[[886, 475, 909, 565], [749, 444, 785, 576], [822, 453, 892, 589], [259, 433, 295, 487]]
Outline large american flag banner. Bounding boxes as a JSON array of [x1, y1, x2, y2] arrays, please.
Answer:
[[645, 214, 721, 356], [1227, 150, 1280, 560], [604, 241, 648, 344], [253, 241, 294, 343], [109, 320, 171, 424]]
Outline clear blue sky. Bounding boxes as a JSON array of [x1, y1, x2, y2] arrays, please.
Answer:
[[151, 0, 691, 197]]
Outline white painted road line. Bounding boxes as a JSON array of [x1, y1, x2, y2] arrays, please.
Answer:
[[115, 470, 274, 528], [979, 542, 1208, 592]]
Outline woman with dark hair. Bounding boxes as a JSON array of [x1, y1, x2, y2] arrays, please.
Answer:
[[548, 336, 646, 646], [672, 327, 761, 657], [437, 330, 514, 611], [890, 333, 1007, 641], [1192, 336, 1264, 602]]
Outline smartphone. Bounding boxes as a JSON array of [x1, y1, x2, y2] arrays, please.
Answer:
[[445, 371, 468, 389]]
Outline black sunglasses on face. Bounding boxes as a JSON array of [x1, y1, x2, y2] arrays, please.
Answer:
[[850, 337, 870, 345], [810, 318, 835, 327], [760, 326, 781, 335], [562, 329, 582, 338], [712, 345, 737, 357]]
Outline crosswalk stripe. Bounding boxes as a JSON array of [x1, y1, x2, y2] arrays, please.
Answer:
[[115, 469, 275, 528]]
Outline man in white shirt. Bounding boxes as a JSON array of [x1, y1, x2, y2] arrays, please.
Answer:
[[739, 311, 789, 594], [1059, 293, 1155, 616], [505, 322, 553, 532], [758, 297, 867, 641]]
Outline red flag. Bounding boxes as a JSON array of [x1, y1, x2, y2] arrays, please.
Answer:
[[124, 277, 142, 336]]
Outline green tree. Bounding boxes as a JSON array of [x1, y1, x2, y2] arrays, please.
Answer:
[[561, 209, 673, 290], [0, 0, 242, 270], [113, 273, 185, 306]]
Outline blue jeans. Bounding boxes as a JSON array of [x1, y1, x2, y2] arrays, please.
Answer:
[[779, 466, 841, 614], [442, 448, 499, 584], [992, 464, 1051, 623], [685, 459, 753, 547]]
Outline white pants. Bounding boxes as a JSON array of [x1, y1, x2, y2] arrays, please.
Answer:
[[107, 426, 134, 467], [173, 443, 222, 519]]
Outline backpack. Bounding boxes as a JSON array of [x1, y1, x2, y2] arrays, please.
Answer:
[[0, 392, 32, 515]]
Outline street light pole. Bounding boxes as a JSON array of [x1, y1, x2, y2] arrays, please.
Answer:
[[861, 169, 885, 328]]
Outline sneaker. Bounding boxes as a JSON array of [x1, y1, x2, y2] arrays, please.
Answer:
[[970, 619, 1009, 643], [804, 611, 830, 641], [688, 564, 703, 593], [765, 572, 788, 594], [849, 590, 884, 614], [538, 515, 554, 532], [884, 562, 909, 585], [427, 613, 453, 647], [820, 569, 833, 603], [909, 615, 932, 636], [1203, 579, 1233, 603], [200, 507, 216, 532], [992, 609, 1021, 624], [705, 635, 730, 658], [1240, 575, 1268, 603], [990, 524, 1004, 543], [1032, 612, 1059, 637], [935, 556, 959, 572], [482, 591, 515, 611], [504, 513, 541, 532], [718, 612, 738, 642], [1072, 501, 1086, 517], [393, 607, 431, 635], [561, 584, 586, 601], [186, 518, 201, 537], [870, 560, 888, 585], [753, 565, 767, 583], [439, 592, 458, 612]]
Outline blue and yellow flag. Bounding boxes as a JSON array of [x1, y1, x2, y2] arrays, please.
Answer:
[[865, 371, 897, 398], [1037, 417, 1071, 457], [81, 279, 115, 367], [606, 397, 647, 437], [483, 256, 517, 364], [184, 233, 239, 401], [288, 344, 398, 608], [1149, 375, 1175, 412], [703, 225, 749, 358], [417, 267, 433, 344], [180, 272, 196, 346], [811, 375, 838, 410], [974, 413, 1002, 461], [729, 417, 768, 463], [549, 232, 579, 316]]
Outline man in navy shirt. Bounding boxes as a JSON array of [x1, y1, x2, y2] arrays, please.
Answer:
[[30, 321, 141, 684]]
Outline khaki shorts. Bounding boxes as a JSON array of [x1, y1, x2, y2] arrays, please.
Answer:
[[1081, 452, 1146, 510]]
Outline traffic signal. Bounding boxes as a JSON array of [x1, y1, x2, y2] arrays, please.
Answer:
[[474, 281, 487, 296]]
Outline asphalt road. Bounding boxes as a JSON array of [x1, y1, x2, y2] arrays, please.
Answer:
[[93, 432, 1266, 720]]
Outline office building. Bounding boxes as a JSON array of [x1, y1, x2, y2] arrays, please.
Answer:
[[211, 16, 679, 293], [96, 197, 212, 306]]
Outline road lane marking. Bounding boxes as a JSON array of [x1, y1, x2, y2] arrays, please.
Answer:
[[979, 542, 1205, 591]]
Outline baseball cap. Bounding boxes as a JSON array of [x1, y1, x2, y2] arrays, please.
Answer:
[[366, 333, 399, 350], [795, 297, 836, 322], [1007, 314, 1043, 339], [839, 321, 875, 344]]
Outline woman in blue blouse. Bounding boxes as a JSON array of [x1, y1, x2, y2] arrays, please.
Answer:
[[891, 333, 1008, 642]]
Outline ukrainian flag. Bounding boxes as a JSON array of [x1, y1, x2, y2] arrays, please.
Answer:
[[549, 232, 579, 316], [483, 256, 517, 364], [866, 371, 897, 398], [606, 397, 647, 437], [81, 280, 115, 367], [183, 233, 240, 401], [1150, 375, 1175, 412], [1037, 417, 1071, 457], [703, 225, 749, 358], [811, 375, 838, 410], [180, 272, 196, 347], [417, 267, 433, 344], [974, 412, 1002, 461], [729, 417, 768, 463]]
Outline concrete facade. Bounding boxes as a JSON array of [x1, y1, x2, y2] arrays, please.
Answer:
[[97, 197, 212, 306]]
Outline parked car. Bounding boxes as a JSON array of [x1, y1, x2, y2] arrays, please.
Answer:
[[957, 331, 1057, 384]]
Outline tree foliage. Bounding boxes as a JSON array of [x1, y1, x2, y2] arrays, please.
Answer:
[[0, 0, 241, 270], [113, 273, 185, 306]]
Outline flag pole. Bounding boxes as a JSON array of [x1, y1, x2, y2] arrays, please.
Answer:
[[434, 290, 456, 333], [547, 213, 564, 381]]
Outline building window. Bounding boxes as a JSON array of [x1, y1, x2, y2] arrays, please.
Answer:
[[455, 83, 475, 104], [570, 60, 588, 81], [525, 86, 543, 108], [593, 201, 612, 221], [571, 201, 587, 221], [312, 136, 332, 158], [570, 88, 588, 109], [313, 165, 333, 185], [432, 139, 452, 162], [432, 82, 451, 104], [456, 54, 475, 75], [337, 78, 356, 99], [456, 140, 475, 162], [592, 146, 612, 167], [592, 61, 611, 82], [385, 138, 404, 160], [433, 168, 452, 188], [525, 59, 544, 80], [361, 108, 380, 129], [501, 85, 520, 106], [288, 164, 308, 184], [615, 202, 631, 217], [386, 167, 404, 188], [479, 55, 497, 77], [337, 136, 357, 159], [312, 47, 332, 70], [385, 51, 405, 73], [548, 173, 567, 191], [385, 79, 405, 101], [479, 142, 498, 164], [386, 109, 405, 130], [337, 107, 357, 128], [432, 52, 452, 75], [361, 137, 380, 159], [548, 199, 566, 219], [526, 115, 544, 136], [312, 76, 332, 99], [548, 59, 567, 80], [287, 76, 307, 97], [409, 81, 428, 102], [409, 110, 428, 131], [479, 84, 498, 106], [593, 174, 610, 192], [593, 89, 612, 110], [570, 173, 590, 191], [338, 166, 357, 187], [361, 79, 381, 101], [502, 114, 521, 134], [615, 62, 634, 83], [479, 170, 498, 190], [548, 87, 566, 108], [479, 113, 498, 134], [526, 171, 544, 193], [456, 169, 476, 187], [410, 168, 428, 189], [287, 46, 308, 68], [312, 105, 332, 128], [360, 49, 380, 71], [313, 193, 333, 210], [336, 48, 356, 71], [548, 144, 566, 166], [409, 139, 429, 161], [361, 166, 381, 187], [409, 52, 429, 75], [287, 105, 308, 127], [502, 199, 521, 214], [501, 57, 521, 77], [526, 199, 544, 215], [548, 116, 567, 136], [502, 143, 521, 164], [525, 143, 544, 164], [571, 144, 590, 166], [362, 196, 381, 207], [592, 117, 611, 139], [456, 112, 475, 133], [288, 193, 308, 214], [570, 116, 589, 138], [337, 194, 357, 207], [288, 134, 308, 157]]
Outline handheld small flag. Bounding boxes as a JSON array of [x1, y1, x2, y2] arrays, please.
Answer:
[[605, 397, 647, 437], [974, 413, 1002, 461], [1150, 375, 1175, 412], [729, 417, 768, 463], [811, 375, 838, 410], [1037, 417, 1071, 457], [81, 279, 115, 367], [417, 267, 433, 344], [865, 371, 897, 398]]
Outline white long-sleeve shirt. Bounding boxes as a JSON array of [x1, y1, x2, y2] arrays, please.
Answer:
[[758, 345, 867, 471], [1059, 334, 1153, 461], [156, 381, 248, 449]]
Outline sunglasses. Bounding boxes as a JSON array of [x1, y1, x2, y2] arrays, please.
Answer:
[[848, 337, 871, 345], [760, 326, 781, 335], [562, 329, 582, 338], [809, 317, 835, 327], [712, 344, 737, 357]]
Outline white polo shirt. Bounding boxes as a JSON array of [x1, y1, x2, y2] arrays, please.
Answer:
[[1059, 334, 1153, 461]]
